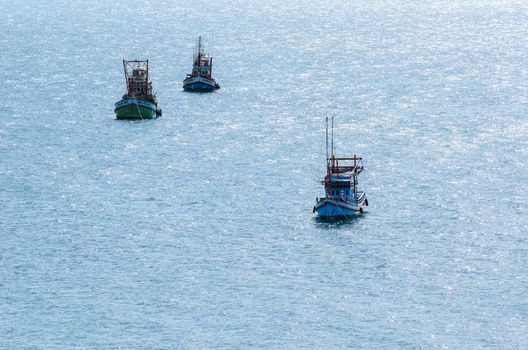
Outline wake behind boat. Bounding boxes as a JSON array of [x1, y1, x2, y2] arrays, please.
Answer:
[[314, 117, 369, 219], [114, 60, 162, 120], [183, 36, 220, 92]]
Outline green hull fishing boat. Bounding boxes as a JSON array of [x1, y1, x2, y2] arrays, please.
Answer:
[[114, 60, 162, 120]]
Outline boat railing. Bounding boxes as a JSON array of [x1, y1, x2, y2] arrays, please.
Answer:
[[326, 165, 363, 175], [326, 155, 363, 174]]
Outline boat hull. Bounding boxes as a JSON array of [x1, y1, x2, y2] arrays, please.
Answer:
[[114, 98, 160, 120], [314, 193, 368, 219], [183, 76, 220, 92]]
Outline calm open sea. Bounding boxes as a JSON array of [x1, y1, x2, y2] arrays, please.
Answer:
[[1, 0, 527, 348]]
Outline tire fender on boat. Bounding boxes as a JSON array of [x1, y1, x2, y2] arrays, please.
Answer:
[[365, 198, 369, 206], [312, 206, 316, 213]]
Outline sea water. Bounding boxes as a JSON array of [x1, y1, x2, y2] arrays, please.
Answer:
[[1, 0, 527, 348]]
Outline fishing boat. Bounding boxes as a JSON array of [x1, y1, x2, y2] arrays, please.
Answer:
[[183, 36, 220, 92], [114, 60, 162, 120], [313, 117, 369, 219]]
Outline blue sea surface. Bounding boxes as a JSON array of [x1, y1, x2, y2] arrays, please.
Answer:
[[1, 0, 527, 348]]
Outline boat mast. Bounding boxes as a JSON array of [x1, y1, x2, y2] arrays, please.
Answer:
[[331, 116, 335, 158], [123, 60, 128, 93], [198, 36, 202, 61], [353, 154, 358, 200], [325, 117, 332, 197], [325, 117, 329, 164], [145, 59, 149, 96]]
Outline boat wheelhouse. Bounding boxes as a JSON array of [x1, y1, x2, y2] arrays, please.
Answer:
[[114, 60, 162, 120], [183, 36, 220, 92], [314, 118, 369, 219]]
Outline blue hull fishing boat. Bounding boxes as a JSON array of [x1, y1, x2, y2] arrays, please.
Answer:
[[314, 117, 369, 219], [183, 36, 220, 92]]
